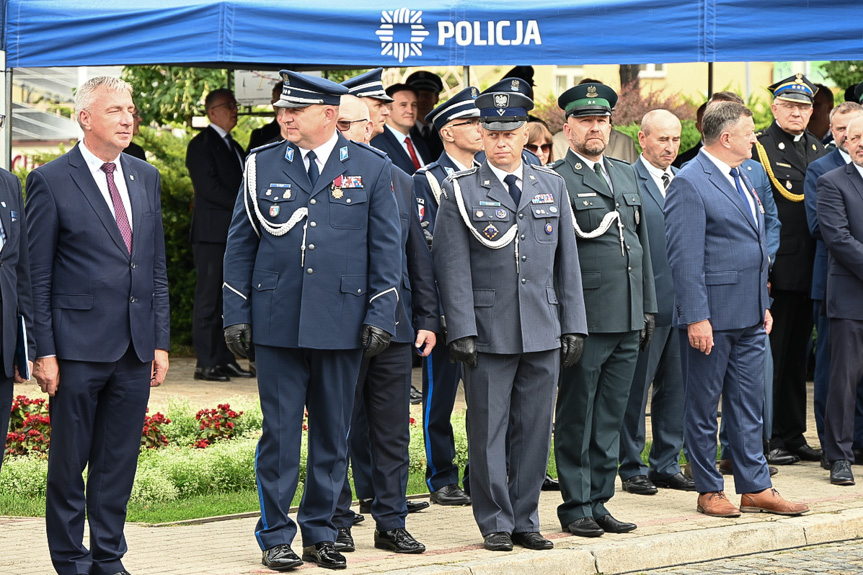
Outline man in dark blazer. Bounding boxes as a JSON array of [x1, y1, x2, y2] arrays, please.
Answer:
[[27, 76, 170, 575], [0, 129, 34, 474], [752, 75, 826, 464], [673, 102, 705, 169], [804, 102, 863, 463], [186, 88, 253, 381], [433, 80, 587, 552], [818, 116, 863, 486], [370, 84, 431, 175], [618, 110, 694, 495], [222, 71, 402, 571], [406, 71, 445, 160], [665, 101, 807, 518], [331, 95, 438, 554], [551, 83, 657, 538], [247, 81, 284, 150]]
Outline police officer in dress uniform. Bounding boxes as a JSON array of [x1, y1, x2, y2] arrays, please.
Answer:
[[433, 79, 588, 552], [752, 74, 827, 465], [551, 83, 657, 538], [412, 87, 482, 506], [222, 70, 402, 571]]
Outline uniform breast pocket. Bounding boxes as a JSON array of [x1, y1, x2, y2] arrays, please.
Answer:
[[329, 190, 368, 229], [622, 192, 642, 227], [530, 204, 560, 243], [572, 198, 607, 231]]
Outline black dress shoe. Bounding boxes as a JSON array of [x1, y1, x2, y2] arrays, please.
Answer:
[[651, 472, 696, 491], [219, 360, 255, 378], [334, 527, 355, 552], [109, 571, 132, 575], [374, 527, 426, 553], [430, 483, 471, 505], [831, 459, 855, 485], [262, 544, 303, 571], [541, 474, 560, 491], [595, 513, 637, 534], [358, 498, 372, 514], [194, 365, 229, 382], [301, 542, 346, 570], [512, 531, 553, 550], [350, 510, 365, 525], [410, 385, 423, 405], [766, 447, 800, 465], [407, 499, 429, 513], [483, 532, 513, 551], [822, 453, 830, 471], [563, 517, 604, 537], [791, 443, 822, 462], [621, 474, 658, 495]]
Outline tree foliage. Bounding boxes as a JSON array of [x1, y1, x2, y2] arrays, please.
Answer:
[[122, 66, 229, 127], [821, 61, 863, 98]]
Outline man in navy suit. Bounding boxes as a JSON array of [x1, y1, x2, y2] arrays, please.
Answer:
[[665, 101, 807, 518], [370, 84, 430, 175], [804, 101, 863, 463], [27, 76, 170, 575], [186, 88, 254, 382], [0, 110, 34, 474], [222, 71, 402, 571], [618, 110, 695, 495], [818, 116, 863, 486]]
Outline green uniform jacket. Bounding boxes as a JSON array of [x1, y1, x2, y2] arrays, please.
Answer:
[[552, 149, 657, 333]]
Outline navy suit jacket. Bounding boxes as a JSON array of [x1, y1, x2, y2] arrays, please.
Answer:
[[804, 148, 846, 301], [665, 151, 769, 332], [391, 166, 440, 343], [817, 163, 863, 320], [26, 144, 170, 362], [370, 126, 431, 175], [634, 157, 677, 327], [0, 170, 34, 378]]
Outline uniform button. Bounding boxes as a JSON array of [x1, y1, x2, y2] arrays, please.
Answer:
[[521, 278, 527, 284], [310, 221, 317, 227], [129, 296, 136, 303], [626, 244, 631, 250], [307, 268, 314, 274], [257, 283, 262, 288], [627, 266, 632, 272], [521, 255, 527, 261], [308, 244, 315, 250], [131, 262, 137, 268], [310, 198, 316, 205], [346, 198, 352, 204], [357, 289, 362, 294], [518, 213, 524, 219], [616, 202, 620, 208], [520, 234, 526, 240]]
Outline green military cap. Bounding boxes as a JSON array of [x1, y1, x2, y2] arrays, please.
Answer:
[[557, 82, 618, 118], [768, 73, 817, 104]]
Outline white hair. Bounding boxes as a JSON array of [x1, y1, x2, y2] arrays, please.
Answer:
[[75, 76, 133, 127]]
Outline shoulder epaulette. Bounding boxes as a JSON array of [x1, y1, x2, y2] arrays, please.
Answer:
[[529, 163, 564, 178], [249, 139, 284, 155], [605, 156, 630, 166], [755, 130, 766, 138], [548, 159, 566, 169], [353, 141, 389, 159], [415, 162, 439, 176], [444, 166, 478, 184]]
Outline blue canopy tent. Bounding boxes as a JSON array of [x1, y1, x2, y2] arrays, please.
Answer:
[[1, 0, 862, 162]]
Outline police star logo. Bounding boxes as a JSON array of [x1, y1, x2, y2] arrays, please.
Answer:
[[377, 8, 429, 63]]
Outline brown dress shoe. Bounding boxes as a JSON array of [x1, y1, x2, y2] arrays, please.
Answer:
[[739, 488, 809, 516], [697, 491, 741, 517]]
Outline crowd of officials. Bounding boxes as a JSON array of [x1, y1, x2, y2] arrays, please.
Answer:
[[2, 67, 863, 574]]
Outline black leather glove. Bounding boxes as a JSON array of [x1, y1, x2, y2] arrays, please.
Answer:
[[421, 220, 434, 249], [448, 336, 477, 368], [224, 323, 252, 358], [640, 313, 656, 351], [561, 333, 585, 368], [440, 314, 448, 340], [361, 324, 391, 358]]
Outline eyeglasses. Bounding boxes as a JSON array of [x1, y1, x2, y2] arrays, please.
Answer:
[[776, 101, 812, 113], [449, 119, 480, 128], [337, 118, 368, 132], [525, 143, 552, 154], [210, 101, 239, 111]]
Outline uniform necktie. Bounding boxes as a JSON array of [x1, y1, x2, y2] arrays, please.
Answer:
[[661, 172, 671, 197], [730, 167, 755, 225], [504, 174, 521, 206], [100, 162, 132, 253], [306, 150, 319, 187], [405, 136, 421, 170], [593, 162, 610, 192]]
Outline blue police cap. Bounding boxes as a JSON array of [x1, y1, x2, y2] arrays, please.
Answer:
[[341, 68, 394, 103], [558, 83, 618, 118], [426, 87, 480, 132], [274, 70, 348, 109], [476, 78, 534, 131], [768, 73, 816, 104]]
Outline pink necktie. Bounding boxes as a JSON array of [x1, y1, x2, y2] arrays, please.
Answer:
[[101, 162, 132, 253], [405, 137, 421, 170]]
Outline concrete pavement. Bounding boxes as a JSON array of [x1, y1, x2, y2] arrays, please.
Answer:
[[4, 357, 862, 574]]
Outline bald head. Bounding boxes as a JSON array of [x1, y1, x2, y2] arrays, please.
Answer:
[[338, 94, 374, 144], [638, 109, 682, 170]]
